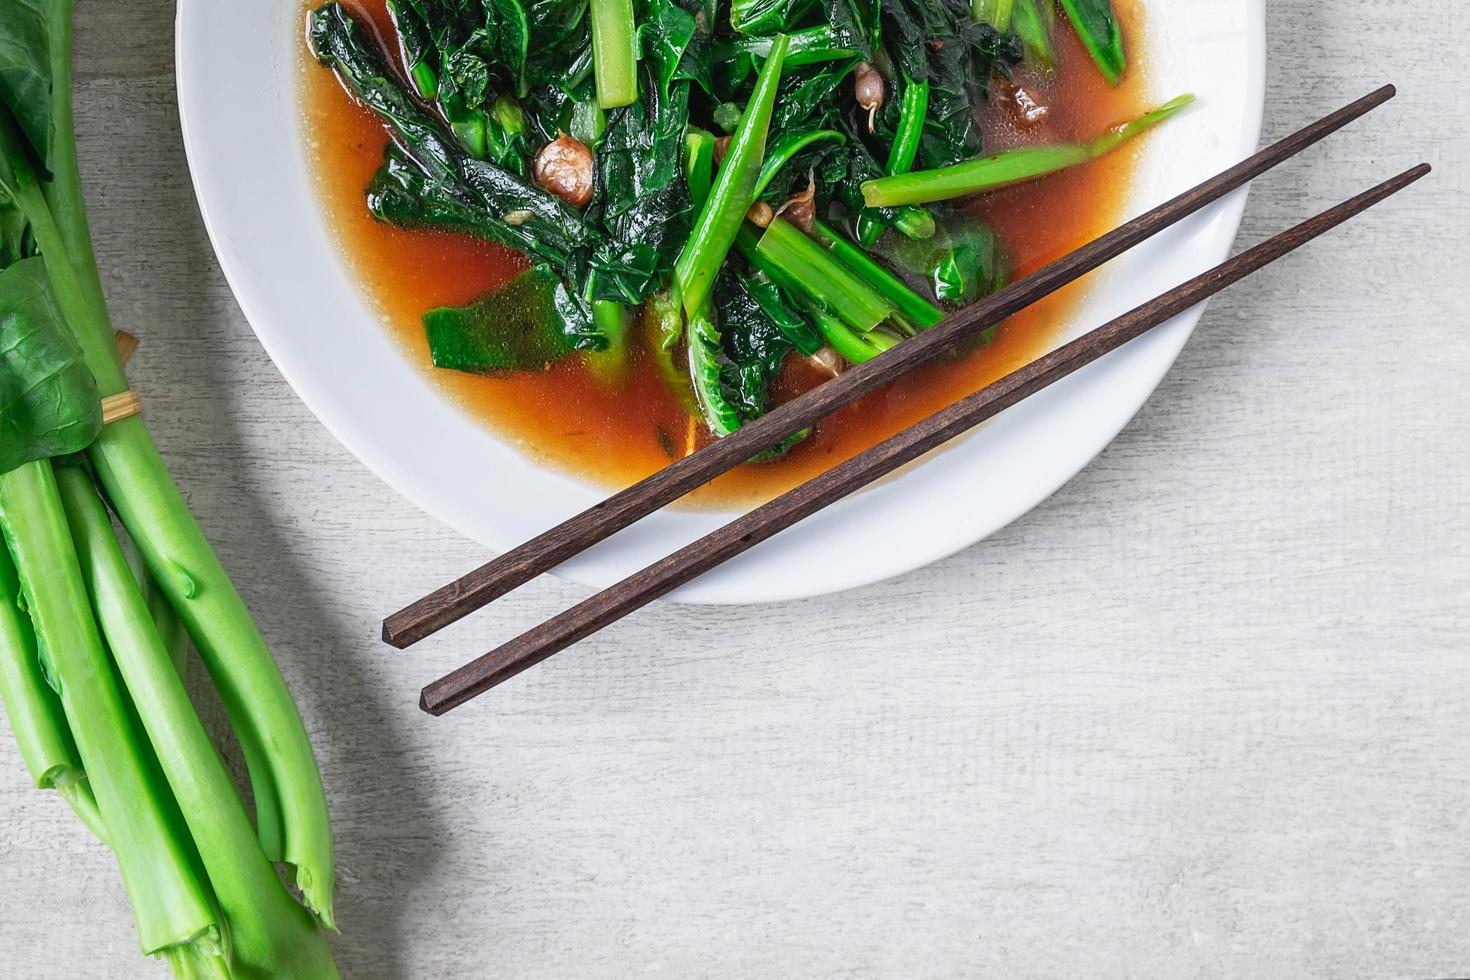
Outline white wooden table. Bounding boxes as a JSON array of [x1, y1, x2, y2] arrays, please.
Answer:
[[2, 3, 1467, 977]]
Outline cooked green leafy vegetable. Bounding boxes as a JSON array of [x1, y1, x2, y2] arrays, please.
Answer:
[[309, 0, 1184, 459], [674, 31, 789, 316], [713, 25, 856, 67], [1059, 0, 1125, 83], [425, 264, 596, 370], [687, 303, 741, 436], [810, 219, 943, 328], [890, 213, 1011, 305], [971, 0, 1013, 31], [1010, 0, 1055, 68], [754, 216, 899, 334]]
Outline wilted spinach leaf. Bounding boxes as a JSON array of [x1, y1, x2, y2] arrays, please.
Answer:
[[715, 274, 790, 419], [728, 0, 819, 36], [589, 70, 691, 303]]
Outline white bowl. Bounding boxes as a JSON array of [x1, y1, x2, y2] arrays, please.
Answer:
[[176, 1, 1265, 604]]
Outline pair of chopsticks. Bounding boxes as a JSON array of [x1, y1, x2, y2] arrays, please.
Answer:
[[387, 84, 1426, 715]]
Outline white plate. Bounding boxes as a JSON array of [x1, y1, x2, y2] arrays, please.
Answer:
[[176, 1, 1265, 604]]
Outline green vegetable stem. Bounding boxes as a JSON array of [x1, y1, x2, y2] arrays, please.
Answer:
[[687, 304, 742, 437], [0, 3, 341, 973], [0, 461, 217, 961], [971, 0, 1015, 30], [810, 220, 944, 329], [858, 75, 932, 246], [0, 541, 105, 840], [590, 0, 639, 107], [59, 466, 338, 978], [674, 33, 790, 317], [712, 26, 857, 66], [861, 94, 1195, 207], [753, 217, 900, 335]]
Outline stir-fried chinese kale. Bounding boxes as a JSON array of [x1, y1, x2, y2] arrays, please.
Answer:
[[310, 0, 1188, 454]]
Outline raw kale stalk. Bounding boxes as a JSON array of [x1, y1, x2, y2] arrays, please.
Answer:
[[0, 461, 218, 962], [0, 2, 340, 974], [3, 116, 336, 931], [0, 526, 107, 841], [58, 466, 339, 978]]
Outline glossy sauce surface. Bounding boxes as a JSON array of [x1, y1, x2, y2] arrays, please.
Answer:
[[301, 0, 1150, 506]]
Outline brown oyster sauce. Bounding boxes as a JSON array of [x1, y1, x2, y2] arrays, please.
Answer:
[[301, 0, 1151, 507]]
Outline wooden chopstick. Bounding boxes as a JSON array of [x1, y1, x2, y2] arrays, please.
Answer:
[[419, 163, 1431, 714], [385, 85, 1397, 650]]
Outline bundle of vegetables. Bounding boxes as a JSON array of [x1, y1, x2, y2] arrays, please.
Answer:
[[310, 0, 1187, 454], [0, 3, 337, 976]]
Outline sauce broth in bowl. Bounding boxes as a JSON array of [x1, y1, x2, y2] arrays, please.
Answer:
[[302, 0, 1152, 506]]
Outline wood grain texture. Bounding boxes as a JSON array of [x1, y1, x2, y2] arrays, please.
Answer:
[[1, 2, 1467, 978]]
